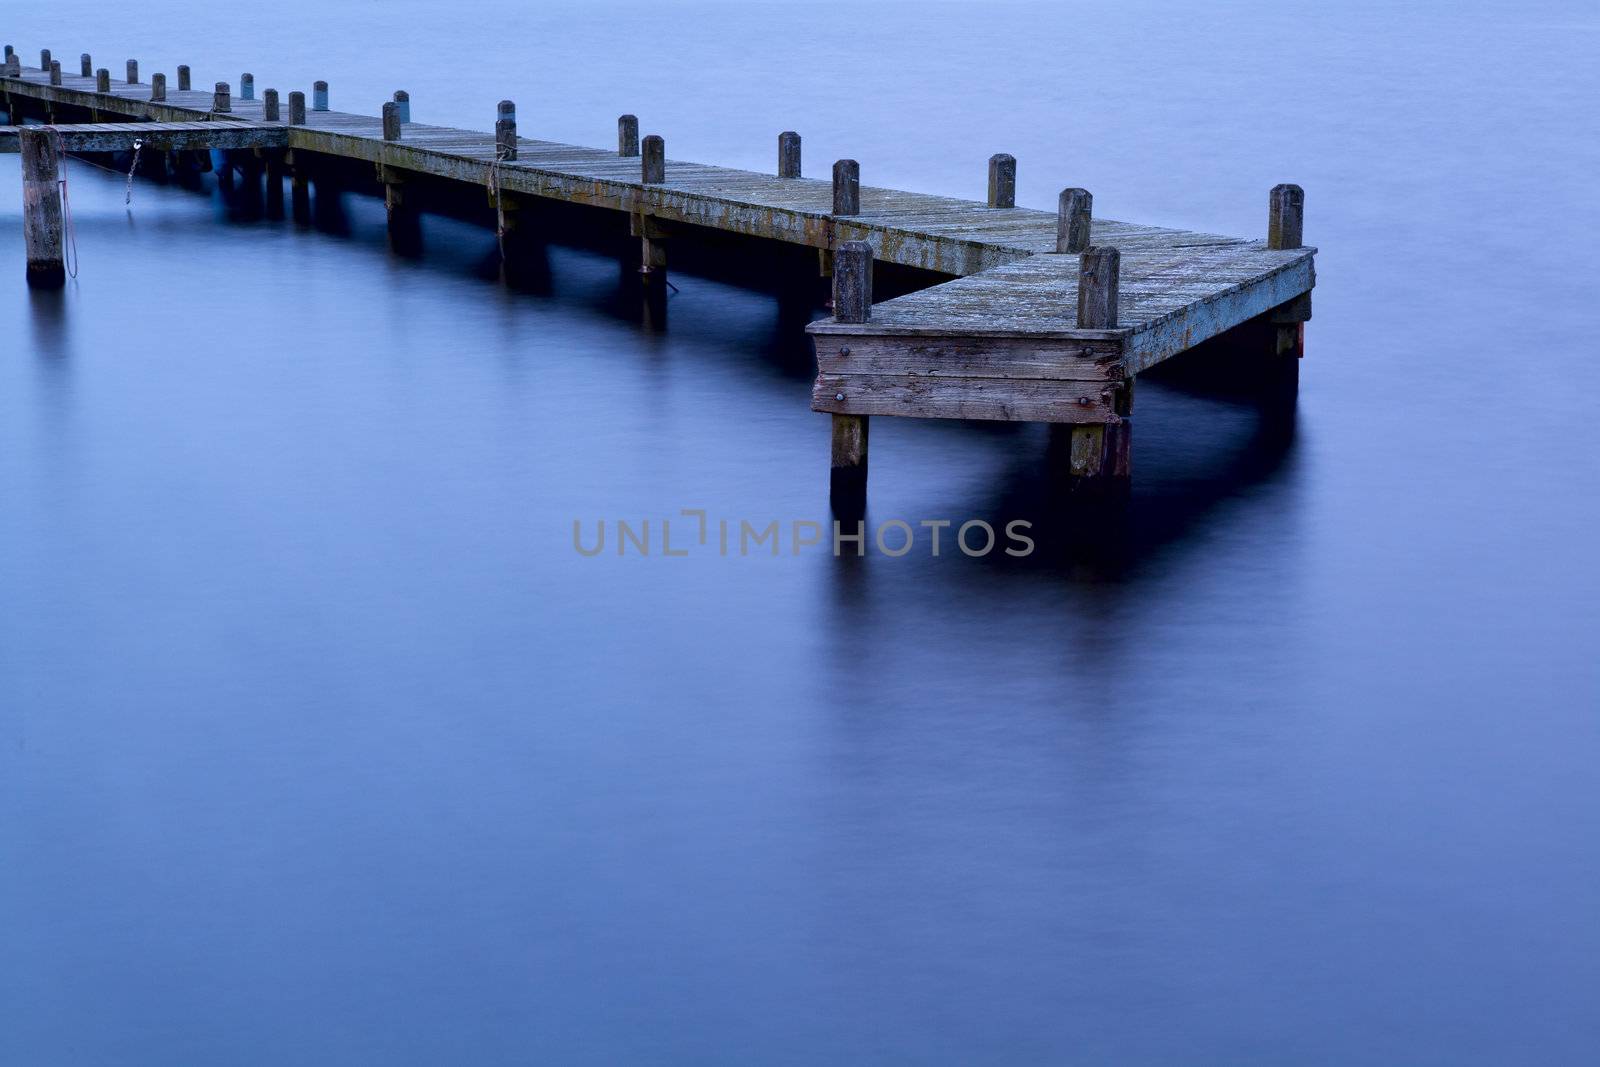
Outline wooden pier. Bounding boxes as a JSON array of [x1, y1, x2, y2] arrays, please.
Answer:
[[2, 46, 1315, 500]]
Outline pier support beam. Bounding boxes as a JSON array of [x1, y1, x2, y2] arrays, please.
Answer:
[[19, 129, 66, 288], [632, 211, 668, 279], [829, 241, 874, 508]]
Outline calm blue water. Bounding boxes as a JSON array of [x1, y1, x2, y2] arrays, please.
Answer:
[[3, 2, 1598, 1063]]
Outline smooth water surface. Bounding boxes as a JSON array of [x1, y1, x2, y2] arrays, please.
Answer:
[[3, 2, 1598, 1063]]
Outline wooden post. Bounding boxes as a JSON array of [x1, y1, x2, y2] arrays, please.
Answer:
[[3, 53, 18, 77], [833, 159, 859, 215], [96, 68, 110, 93], [239, 73, 254, 101], [49, 60, 61, 86], [987, 153, 1015, 208], [312, 80, 328, 111], [262, 88, 279, 121], [80, 54, 92, 78], [633, 212, 668, 278], [829, 240, 873, 503], [382, 101, 401, 140], [495, 100, 516, 160], [177, 64, 190, 91], [778, 131, 801, 178], [1057, 187, 1092, 253], [213, 81, 230, 113], [126, 59, 138, 84], [393, 90, 409, 124], [19, 128, 65, 289], [1077, 246, 1119, 328], [641, 134, 664, 183], [1268, 183, 1304, 250], [288, 90, 306, 125], [151, 72, 166, 102], [618, 114, 639, 156], [39, 48, 50, 72]]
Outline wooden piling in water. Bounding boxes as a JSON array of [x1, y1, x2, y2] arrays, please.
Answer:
[[641, 134, 664, 183], [829, 240, 874, 502], [618, 114, 639, 156], [1268, 184, 1309, 359], [312, 80, 328, 111], [213, 82, 231, 113], [987, 153, 1015, 208], [177, 64, 190, 91], [495, 100, 516, 160], [833, 159, 859, 215], [19, 128, 65, 289], [393, 90, 409, 124], [778, 131, 801, 178], [288, 90, 306, 125], [1057, 188, 1092, 254], [151, 72, 166, 102]]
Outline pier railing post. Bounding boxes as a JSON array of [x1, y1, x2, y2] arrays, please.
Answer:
[[49, 60, 61, 86], [39, 48, 50, 73], [240, 73, 254, 100], [641, 134, 665, 183], [987, 153, 1015, 208], [80, 54, 91, 78], [262, 88, 279, 121], [832, 159, 860, 215], [382, 101, 401, 140], [213, 81, 231, 113], [495, 100, 516, 160], [1057, 187, 1092, 254], [618, 114, 639, 156], [288, 90, 306, 125], [1077, 246, 1119, 329], [393, 90, 409, 125], [177, 64, 190, 91], [312, 80, 328, 111], [19, 128, 66, 289], [95, 68, 110, 93], [126, 59, 138, 84], [151, 72, 166, 102], [829, 240, 874, 505], [778, 131, 801, 178]]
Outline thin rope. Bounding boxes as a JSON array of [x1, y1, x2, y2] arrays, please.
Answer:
[[489, 144, 510, 261], [124, 137, 143, 205], [51, 128, 80, 279]]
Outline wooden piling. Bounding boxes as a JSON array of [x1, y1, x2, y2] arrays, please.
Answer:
[[151, 72, 166, 102], [96, 68, 110, 93], [829, 240, 874, 502], [987, 153, 1015, 208], [382, 101, 401, 140], [288, 90, 306, 125], [495, 100, 516, 160], [240, 73, 254, 101], [19, 128, 65, 289], [1057, 188, 1092, 254], [1077, 246, 1120, 328], [641, 134, 664, 183], [393, 90, 409, 124], [213, 81, 230, 113], [833, 240, 873, 324], [126, 59, 139, 84], [80, 54, 91, 78], [312, 80, 328, 111], [262, 88, 279, 121], [3, 53, 18, 77], [833, 159, 860, 215], [39, 48, 50, 73], [618, 114, 639, 156], [177, 64, 190, 91], [1268, 183, 1304, 250], [49, 60, 61, 86], [778, 131, 801, 178]]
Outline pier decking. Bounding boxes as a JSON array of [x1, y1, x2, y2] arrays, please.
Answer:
[[3, 50, 1315, 499]]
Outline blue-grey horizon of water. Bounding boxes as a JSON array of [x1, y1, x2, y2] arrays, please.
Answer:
[[3, 2, 1598, 1064]]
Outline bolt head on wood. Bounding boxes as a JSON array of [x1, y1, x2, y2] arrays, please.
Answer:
[[832, 159, 860, 216], [1268, 183, 1304, 249], [1057, 187, 1092, 253], [987, 153, 1016, 208]]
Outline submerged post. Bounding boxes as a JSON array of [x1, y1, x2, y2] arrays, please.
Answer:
[[95, 68, 110, 93], [126, 59, 138, 84], [312, 80, 328, 111], [1057, 188, 1092, 254], [151, 72, 166, 102], [987, 153, 1015, 208], [288, 90, 306, 125], [80, 53, 92, 77], [177, 64, 190, 91], [262, 88, 279, 121], [393, 90, 410, 124], [382, 101, 401, 140], [19, 128, 66, 289], [213, 81, 231, 113], [832, 159, 859, 215], [641, 134, 664, 183], [1268, 183, 1304, 250], [829, 240, 874, 503], [495, 100, 516, 159], [240, 73, 254, 100], [778, 131, 801, 178]]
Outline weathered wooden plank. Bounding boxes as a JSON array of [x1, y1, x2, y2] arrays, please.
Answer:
[[813, 373, 1123, 424], [813, 335, 1122, 382]]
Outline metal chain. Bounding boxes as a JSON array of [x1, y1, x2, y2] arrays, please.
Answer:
[[125, 137, 143, 205]]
